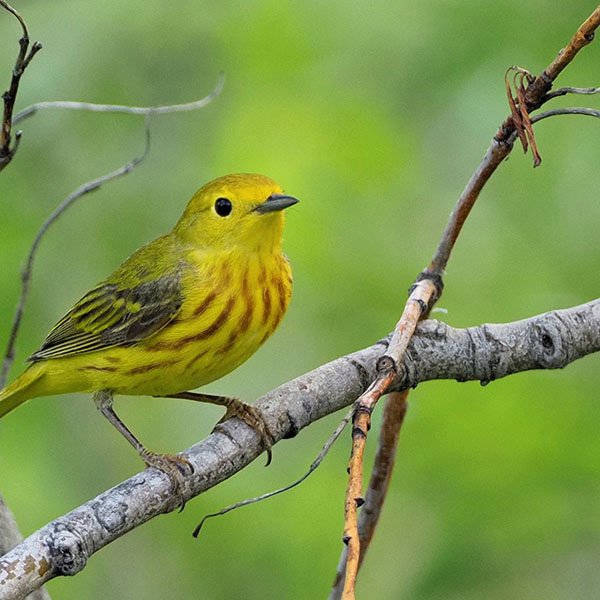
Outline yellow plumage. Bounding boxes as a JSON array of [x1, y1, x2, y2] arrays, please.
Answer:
[[0, 173, 298, 487]]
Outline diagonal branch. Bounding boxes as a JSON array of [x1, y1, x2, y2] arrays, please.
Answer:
[[0, 298, 599, 599], [338, 6, 600, 598], [0, 120, 151, 390], [329, 98, 600, 600], [330, 390, 408, 598]]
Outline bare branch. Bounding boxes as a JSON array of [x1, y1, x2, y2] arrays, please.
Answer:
[[330, 391, 408, 600], [0, 0, 42, 172], [193, 407, 354, 537], [0, 298, 599, 599], [0, 7, 50, 598], [0, 496, 50, 600], [0, 119, 151, 389], [0, 0, 27, 34], [531, 106, 600, 122], [339, 7, 600, 595], [544, 85, 600, 100], [12, 73, 225, 125]]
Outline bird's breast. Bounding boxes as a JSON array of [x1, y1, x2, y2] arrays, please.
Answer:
[[113, 251, 293, 395]]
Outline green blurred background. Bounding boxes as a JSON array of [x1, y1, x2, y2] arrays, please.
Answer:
[[1, 1, 599, 598]]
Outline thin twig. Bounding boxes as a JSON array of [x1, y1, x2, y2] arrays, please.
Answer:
[[192, 407, 354, 537], [0, 0, 26, 31], [531, 106, 600, 122], [0, 119, 151, 389], [544, 85, 600, 100], [0, 0, 42, 172], [330, 391, 408, 599], [0, 7, 49, 598], [337, 6, 600, 598], [12, 73, 225, 125], [340, 281, 435, 600]]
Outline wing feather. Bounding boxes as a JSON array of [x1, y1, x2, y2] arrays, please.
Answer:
[[28, 273, 183, 362]]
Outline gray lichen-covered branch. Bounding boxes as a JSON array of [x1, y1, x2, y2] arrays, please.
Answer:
[[1, 298, 599, 599]]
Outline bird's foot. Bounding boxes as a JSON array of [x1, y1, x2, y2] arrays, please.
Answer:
[[139, 449, 194, 511], [214, 399, 275, 466]]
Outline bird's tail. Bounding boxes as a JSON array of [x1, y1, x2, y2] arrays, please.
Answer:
[[0, 363, 45, 418]]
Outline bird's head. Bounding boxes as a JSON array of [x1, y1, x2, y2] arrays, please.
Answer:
[[174, 173, 298, 253]]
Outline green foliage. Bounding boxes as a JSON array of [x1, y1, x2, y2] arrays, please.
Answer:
[[1, 1, 599, 598]]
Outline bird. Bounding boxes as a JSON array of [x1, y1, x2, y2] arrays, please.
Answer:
[[0, 173, 298, 502]]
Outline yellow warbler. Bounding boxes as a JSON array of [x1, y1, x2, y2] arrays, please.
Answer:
[[0, 173, 298, 496]]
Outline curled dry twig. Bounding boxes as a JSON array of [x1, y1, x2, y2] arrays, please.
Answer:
[[505, 66, 533, 155], [509, 66, 542, 166]]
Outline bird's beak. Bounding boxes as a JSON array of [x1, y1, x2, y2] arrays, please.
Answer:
[[254, 193, 299, 214]]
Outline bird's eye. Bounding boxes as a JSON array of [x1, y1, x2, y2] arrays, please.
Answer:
[[214, 197, 232, 217]]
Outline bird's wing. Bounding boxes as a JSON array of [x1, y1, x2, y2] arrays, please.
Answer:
[[28, 273, 184, 362]]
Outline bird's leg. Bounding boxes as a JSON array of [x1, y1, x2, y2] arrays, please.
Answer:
[[159, 391, 275, 466], [93, 389, 192, 509]]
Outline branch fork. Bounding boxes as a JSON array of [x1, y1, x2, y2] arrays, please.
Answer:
[[0, 0, 42, 172], [335, 6, 600, 599]]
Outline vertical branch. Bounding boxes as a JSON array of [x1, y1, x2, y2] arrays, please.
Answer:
[[356, 392, 408, 563], [0, 0, 42, 172], [0, 5, 49, 598], [330, 391, 408, 600], [341, 411, 368, 599]]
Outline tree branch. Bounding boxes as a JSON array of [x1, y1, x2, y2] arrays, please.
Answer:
[[0, 0, 42, 172], [1, 298, 598, 599], [338, 7, 600, 596], [330, 390, 408, 599], [0, 120, 151, 390], [544, 85, 600, 100], [11, 73, 225, 125], [0, 497, 49, 600]]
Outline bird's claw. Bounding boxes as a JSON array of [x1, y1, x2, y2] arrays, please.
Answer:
[[140, 449, 193, 511], [213, 401, 275, 466]]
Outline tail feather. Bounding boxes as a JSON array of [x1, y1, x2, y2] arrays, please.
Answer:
[[0, 363, 45, 418]]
